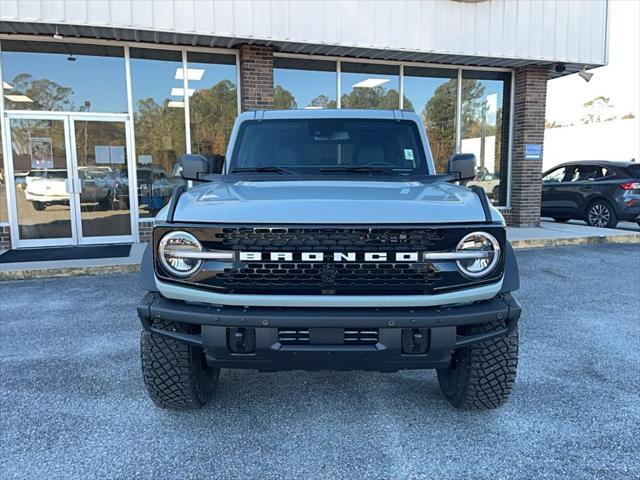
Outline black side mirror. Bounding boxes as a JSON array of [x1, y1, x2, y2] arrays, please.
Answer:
[[447, 153, 476, 182], [181, 154, 210, 181], [211, 154, 225, 174]]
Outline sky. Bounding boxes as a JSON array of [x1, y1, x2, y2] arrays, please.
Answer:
[[545, 0, 640, 125]]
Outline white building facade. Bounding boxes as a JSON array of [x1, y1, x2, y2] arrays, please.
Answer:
[[0, 0, 609, 250]]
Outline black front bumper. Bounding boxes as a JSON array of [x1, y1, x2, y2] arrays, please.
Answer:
[[137, 292, 522, 372]]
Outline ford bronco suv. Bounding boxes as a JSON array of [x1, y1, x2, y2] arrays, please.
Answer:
[[137, 109, 521, 411]]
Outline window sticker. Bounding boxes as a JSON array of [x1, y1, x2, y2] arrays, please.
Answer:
[[404, 149, 414, 161]]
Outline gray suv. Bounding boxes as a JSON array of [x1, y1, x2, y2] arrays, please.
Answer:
[[137, 109, 521, 411]]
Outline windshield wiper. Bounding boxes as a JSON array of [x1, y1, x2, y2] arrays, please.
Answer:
[[319, 166, 393, 175], [231, 166, 296, 175]]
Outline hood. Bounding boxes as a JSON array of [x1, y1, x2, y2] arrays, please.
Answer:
[[172, 179, 502, 224]]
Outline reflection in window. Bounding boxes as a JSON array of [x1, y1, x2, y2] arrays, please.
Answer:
[[130, 49, 186, 217], [274, 57, 337, 109], [1, 40, 126, 113], [403, 67, 458, 173], [340, 63, 401, 110], [461, 71, 511, 206], [0, 123, 6, 223], [187, 52, 238, 161]]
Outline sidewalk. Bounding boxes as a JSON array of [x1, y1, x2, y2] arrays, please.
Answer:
[[1, 221, 639, 280]]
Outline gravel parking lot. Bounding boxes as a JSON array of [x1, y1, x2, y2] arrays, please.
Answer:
[[1, 244, 639, 480]]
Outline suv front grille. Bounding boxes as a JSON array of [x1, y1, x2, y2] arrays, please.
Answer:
[[215, 227, 444, 251], [154, 225, 506, 295]]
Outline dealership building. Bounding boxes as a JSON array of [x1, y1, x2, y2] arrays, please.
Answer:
[[0, 0, 609, 251]]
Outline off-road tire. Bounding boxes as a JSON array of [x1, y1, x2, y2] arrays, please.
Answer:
[[437, 320, 518, 410], [585, 199, 618, 229], [141, 320, 219, 410]]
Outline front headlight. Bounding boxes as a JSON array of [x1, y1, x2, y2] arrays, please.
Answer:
[[455, 231, 501, 279], [158, 231, 203, 277]]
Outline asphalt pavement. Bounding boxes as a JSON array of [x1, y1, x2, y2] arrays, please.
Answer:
[[1, 244, 639, 480]]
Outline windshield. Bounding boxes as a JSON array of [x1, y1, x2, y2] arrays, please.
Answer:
[[230, 119, 430, 175]]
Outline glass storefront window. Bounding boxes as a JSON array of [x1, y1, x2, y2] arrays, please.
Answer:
[[0, 121, 7, 223], [403, 67, 458, 173], [129, 49, 187, 217], [461, 71, 511, 205], [340, 63, 400, 110], [187, 52, 238, 161], [1, 41, 127, 113], [274, 57, 337, 109]]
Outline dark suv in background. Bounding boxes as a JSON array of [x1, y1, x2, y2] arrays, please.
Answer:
[[541, 161, 640, 228]]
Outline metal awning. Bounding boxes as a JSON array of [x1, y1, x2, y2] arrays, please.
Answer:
[[0, 21, 598, 78]]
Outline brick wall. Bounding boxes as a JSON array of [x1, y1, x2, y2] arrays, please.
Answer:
[[138, 222, 153, 244], [239, 45, 274, 111], [509, 66, 549, 227], [0, 225, 10, 251]]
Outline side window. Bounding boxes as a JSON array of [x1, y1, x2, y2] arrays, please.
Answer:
[[569, 165, 602, 182], [542, 167, 567, 183]]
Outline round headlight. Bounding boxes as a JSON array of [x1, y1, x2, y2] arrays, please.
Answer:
[[455, 231, 501, 279], [158, 231, 203, 277]]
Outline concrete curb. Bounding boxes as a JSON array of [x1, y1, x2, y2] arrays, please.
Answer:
[[0, 263, 140, 281], [510, 232, 640, 249], [2, 233, 639, 281]]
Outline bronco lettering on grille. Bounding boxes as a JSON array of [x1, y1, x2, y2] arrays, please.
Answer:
[[238, 252, 421, 262]]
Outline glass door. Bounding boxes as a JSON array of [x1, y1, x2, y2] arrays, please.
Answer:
[[5, 113, 137, 248], [5, 115, 79, 248], [69, 116, 136, 245]]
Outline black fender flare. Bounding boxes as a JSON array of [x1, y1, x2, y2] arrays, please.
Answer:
[[138, 243, 158, 292], [499, 241, 520, 293]]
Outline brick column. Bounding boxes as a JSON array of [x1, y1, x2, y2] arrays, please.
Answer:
[[0, 225, 11, 251], [239, 45, 274, 111], [509, 66, 549, 227]]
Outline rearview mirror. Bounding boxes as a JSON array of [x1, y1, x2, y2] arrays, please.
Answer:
[[447, 153, 476, 182], [181, 154, 210, 181]]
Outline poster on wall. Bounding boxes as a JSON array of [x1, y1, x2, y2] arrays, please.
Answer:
[[29, 137, 54, 169]]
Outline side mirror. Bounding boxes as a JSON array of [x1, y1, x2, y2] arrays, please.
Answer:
[[212, 154, 225, 174], [181, 154, 210, 181], [448, 153, 476, 182]]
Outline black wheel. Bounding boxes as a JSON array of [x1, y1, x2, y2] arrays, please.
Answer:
[[437, 320, 518, 410], [141, 320, 219, 410], [32, 201, 46, 211], [553, 217, 570, 223], [585, 200, 618, 228], [491, 185, 500, 201], [98, 193, 115, 211]]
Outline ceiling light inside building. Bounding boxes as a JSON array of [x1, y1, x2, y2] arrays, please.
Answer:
[[4, 94, 34, 103], [174, 68, 205, 81], [3, 81, 13, 89], [352, 78, 390, 88], [304, 106, 323, 109], [167, 101, 185, 108], [170, 87, 195, 97]]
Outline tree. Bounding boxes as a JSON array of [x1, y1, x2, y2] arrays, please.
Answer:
[[8, 73, 73, 110], [309, 94, 337, 109], [189, 79, 238, 155], [340, 86, 413, 111], [421, 79, 486, 172], [274, 85, 297, 109]]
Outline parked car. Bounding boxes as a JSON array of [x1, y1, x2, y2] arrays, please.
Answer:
[[24, 168, 116, 211], [541, 160, 640, 228], [467, 166, 501, 202]]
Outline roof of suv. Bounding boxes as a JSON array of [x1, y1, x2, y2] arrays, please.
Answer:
[[239, 108, 420, 122], [553, 160, 638, 167]]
